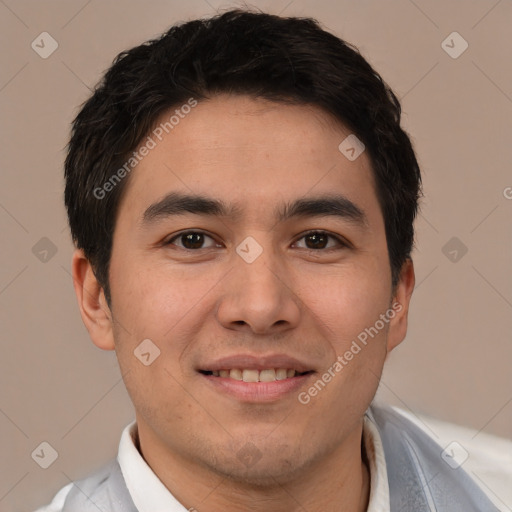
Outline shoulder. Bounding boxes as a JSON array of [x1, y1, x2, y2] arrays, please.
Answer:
[[370, 403, 512, 511], [32, 483, 73, 512], [400, 406, 512, 510], [32, 459, 119, 512]]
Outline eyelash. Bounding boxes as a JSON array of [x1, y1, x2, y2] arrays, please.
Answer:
[[165, 230, 349, 251]]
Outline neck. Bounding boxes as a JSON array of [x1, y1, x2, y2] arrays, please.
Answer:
[[136, 420, 371, 512]]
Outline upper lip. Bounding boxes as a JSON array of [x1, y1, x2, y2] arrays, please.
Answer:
[[198, 354, 314, 373]]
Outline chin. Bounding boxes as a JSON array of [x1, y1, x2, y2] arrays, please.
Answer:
[[201, 440, 315, 488], [213, 459, 303, 488]]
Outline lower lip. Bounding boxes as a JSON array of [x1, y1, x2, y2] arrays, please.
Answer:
[[201, 373, 314, 402]]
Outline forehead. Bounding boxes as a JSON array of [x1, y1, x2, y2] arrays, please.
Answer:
[[116, 94, 380, 225]]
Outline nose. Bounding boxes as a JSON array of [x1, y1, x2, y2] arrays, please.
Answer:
[[216, 246, 301, 335]]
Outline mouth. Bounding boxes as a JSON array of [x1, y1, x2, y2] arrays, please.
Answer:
[[197, 355, 315, 402], [199, 368, 313, 382]]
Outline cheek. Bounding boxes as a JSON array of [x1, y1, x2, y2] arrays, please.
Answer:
[[109, 257, 213, 340], [300, 264, 391, 410], [297, 273, 391, 431], [300, 264, 391, 347], [108, 259, 221, 404], [110, 275, 198, 432]]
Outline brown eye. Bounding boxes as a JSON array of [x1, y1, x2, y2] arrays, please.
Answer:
[[167, 231, 219, 250], [304, 232, 329, 249], [294, 231, 346, 250], [181, 233, 205, 249]]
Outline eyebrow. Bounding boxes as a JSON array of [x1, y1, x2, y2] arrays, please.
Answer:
[[276, 196, 367, 226], [141, 192, 368, 227], [142, 192, 243, 224]]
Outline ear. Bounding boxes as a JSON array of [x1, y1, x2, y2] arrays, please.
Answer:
[[71, 249, 115, 351], [386, 258, 415, 354]]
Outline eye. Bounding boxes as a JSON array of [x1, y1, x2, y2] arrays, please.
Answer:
[[166, 231, 221, 250], [293, 231, 347, 250]]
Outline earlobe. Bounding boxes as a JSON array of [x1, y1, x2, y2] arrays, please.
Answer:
[[71, 249, 115, 351], [386, 259, 415, 353]]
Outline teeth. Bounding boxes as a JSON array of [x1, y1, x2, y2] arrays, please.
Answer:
[[242, 369, 259, 383], [210, 368, 302, 382], [259, 369, 276, 382], [229, 368, 243, 381], [276, 368, 288, 380]]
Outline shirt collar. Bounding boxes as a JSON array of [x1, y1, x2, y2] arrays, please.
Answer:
[[364, 407, 391, 510], [118, 422, 187, 512], [118, 410, 390, 512]]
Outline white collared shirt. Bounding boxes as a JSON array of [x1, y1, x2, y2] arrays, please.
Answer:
[[116, 410, 390, 512], [35, 408, 512, 512]]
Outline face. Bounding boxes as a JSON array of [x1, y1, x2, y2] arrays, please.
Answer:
[[75, 94, 414, 486]]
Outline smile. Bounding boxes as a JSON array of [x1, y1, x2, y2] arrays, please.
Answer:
[[200, 368, 311, 382]]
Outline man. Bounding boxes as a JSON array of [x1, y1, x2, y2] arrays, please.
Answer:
[[36, 8, 505, 512]]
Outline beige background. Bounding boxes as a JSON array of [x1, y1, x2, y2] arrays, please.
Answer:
[[0, 0, 511, 510]]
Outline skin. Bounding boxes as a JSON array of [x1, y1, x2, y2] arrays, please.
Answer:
[[72, 94, 415, 512]]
